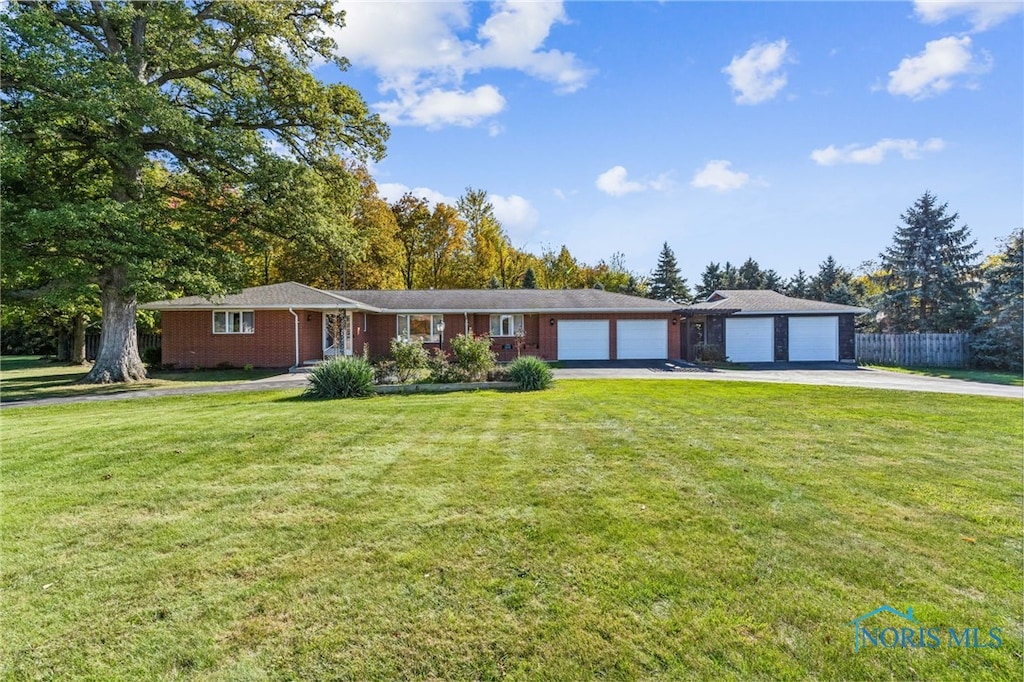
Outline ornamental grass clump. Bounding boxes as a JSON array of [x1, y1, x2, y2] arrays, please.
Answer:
[[304, 356, 375, 399], [507, 356, 554, 391]]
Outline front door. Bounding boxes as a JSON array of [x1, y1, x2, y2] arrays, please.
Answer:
[[323, 312, 352, 358]]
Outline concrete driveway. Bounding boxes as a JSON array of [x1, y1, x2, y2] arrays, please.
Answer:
[[553, 361, 1022, 398]]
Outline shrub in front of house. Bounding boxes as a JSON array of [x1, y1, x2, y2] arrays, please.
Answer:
[[695, 343, 727, 364], [507, 356, 554, 391], [305, 356, 375, 399], [450, 333, 496, 382], [426, 348, 464, 383], [390, 338, 429, 383]]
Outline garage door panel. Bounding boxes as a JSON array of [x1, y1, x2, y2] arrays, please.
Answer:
[[557, 320, 609, 360], [726, 317, 774, 363], [789, 316, 838, 361], [617, 320, 668, 360]]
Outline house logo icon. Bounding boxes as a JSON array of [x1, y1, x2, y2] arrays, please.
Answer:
[[847, 605, 918, 652]]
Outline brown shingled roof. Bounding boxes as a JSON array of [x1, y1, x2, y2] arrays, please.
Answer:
[[329, 288, 680, 313], [143, 283, 681, 313], [141, 282, 374, 310], [682, 289, 870, 315]]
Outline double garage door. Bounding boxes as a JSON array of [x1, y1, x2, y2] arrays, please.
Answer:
[[725, 316, 838, 363], [557, 320, 668, 360]]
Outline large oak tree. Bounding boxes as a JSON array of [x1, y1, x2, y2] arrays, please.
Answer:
[[1, 1, 387, 382]]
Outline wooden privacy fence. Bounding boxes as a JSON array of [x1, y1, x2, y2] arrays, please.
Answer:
[[855, 333, 972, 368], [85, 333, 161, 361]]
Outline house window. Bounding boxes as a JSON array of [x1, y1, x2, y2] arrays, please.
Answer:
[[397, 314, 444, 343], [489, 314, 525, 337], [212, 310, 255, 334]]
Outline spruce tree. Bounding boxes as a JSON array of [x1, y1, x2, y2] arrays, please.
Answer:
[[786, 269, 810, 298], [737, 257, 765, 289], [971, 230, 1023, 371], [876, 192, 980, 332], [695, 262, 724, 300], [649, 243, 691, 302], [521, 267, 538, 289]]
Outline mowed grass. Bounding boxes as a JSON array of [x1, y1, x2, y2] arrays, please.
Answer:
[[0, 355, 283, 403], [2, 381, 1021, 680]]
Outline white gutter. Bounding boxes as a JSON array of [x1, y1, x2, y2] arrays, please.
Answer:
[[288, 308, 299, 368]]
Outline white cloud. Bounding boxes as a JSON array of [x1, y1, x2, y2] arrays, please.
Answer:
[[470, 2, 593, 94], [887, 36, 992, 99], [376, 183, 455, 206], [723, 39, 792, 105], [690, 160, 750, 192], [810, 137, 946, 165], [334, 1, 592, 129], [913, 0, 1023, 32], [596, 166, 645, 196], [489, 194, 539, 233], [376, 85, 507, 129], [594, 166, 675, 197]]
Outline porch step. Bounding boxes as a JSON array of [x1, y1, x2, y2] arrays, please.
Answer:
[[289, 360, 322, 373]]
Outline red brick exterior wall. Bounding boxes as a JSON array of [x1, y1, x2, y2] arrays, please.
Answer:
[[162, 309, 681, 367], [161, 310, 320, 369]]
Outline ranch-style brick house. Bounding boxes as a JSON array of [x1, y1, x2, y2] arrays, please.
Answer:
[[142, 283, 868, 369]]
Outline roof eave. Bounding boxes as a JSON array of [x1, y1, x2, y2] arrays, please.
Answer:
[[140, 302, 383, 312]]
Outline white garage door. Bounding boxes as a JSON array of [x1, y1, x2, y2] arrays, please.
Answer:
[[557, 320, 609, 360], [789, 316, 838, 361], [617, 320, 668, 360], [726, 317, 774, 363]]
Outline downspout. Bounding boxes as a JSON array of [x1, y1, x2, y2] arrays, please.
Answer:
[[288, 308, 299, 369], [464, 312, 469, 335]]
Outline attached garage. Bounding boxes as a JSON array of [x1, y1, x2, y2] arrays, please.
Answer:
[[788, 316, 839, 361], [557, 320, 610, 360], [726, 317, 774, 363], [617, 319, 668, 360]]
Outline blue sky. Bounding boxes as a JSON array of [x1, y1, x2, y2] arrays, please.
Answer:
[[321, 1, 1023, 284]]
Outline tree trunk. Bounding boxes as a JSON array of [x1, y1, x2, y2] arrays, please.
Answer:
[[71, 312, 88, 365], [55, 327, 71, 362], [82, 268, 146, 383]]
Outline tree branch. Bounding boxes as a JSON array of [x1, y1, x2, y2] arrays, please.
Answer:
[[44, 5, 110, 56], [90, 1, 123, 54]]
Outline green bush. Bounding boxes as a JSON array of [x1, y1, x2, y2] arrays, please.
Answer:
[[305, 356, 375, 399], [390, 338, 429, 383], [450, 333, 496, 381], [426, 348, 464, 383], [695, 343, 727, 364], [142, 346, 162, 369], [507, 356, 553, 391], [373, 359, 399, 385]]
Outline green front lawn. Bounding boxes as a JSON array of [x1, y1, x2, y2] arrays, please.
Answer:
[[0, 355, 283, 402], [866, 364, 1023, 386], [2, 381, 1021, 679]]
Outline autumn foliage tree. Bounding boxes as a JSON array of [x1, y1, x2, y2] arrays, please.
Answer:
[[1, 1, 387, 382]]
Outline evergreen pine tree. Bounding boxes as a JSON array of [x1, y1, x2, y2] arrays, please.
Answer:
[[876, 192, 980, 332], [521, 266, 538, 289], [649, 242, 691, 302], [486, 274, 501, 289], [971, 230, 1023, 371], [721, 262, 740, 289], [737, 257, 764, 289], [695, 262, 724, 300], [786, 269, 810, 298]]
